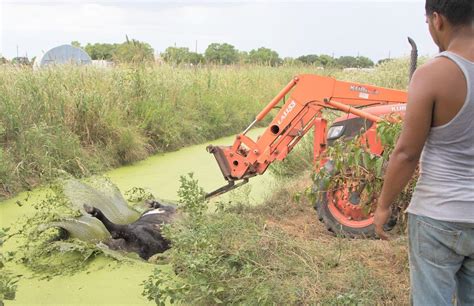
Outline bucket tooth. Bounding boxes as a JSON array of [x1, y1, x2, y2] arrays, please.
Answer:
[[205, 178, 249, 199]]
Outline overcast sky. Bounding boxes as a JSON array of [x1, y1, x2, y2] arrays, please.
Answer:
[[1, 0, 438, 61]]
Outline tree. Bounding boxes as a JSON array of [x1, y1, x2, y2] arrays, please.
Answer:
[[161, 47, 203, 65], [187, 52, 204, 65], [204, 43, 238, 65], [248, 47, 281, 66], [162, 47, 190, 64], [84, 43, 118, 60], [296, 54, 321, 66], [318, 54, 335, 67], [282, 57, 304, 66], [71, 41, 82, 48], [12, 57, 30, 65], [336, 56, 358, 68], [335, 55, 374, 68], [113, 38, 154, 64], [355, 56, 374, 68], [82, 37, 154, 64], [377, 58, 393, 65], [238, 51, 250, 64]]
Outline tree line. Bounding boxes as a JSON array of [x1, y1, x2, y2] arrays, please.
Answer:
[[78, 38, 378, 68], [159, 43, 376, 68], [1, 38, 384, 68]]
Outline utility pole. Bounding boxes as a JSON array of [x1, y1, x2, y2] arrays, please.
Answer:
[[16, 45, 19, 58], [195, 40, 197, 53]]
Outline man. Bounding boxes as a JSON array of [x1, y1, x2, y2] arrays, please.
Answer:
[[373, 0, 473, 305]]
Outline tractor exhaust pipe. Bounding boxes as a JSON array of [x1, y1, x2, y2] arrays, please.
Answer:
[[408, 37, 418, 81]]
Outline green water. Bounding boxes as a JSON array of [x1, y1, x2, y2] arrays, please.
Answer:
[[0, 129, 273, 305]]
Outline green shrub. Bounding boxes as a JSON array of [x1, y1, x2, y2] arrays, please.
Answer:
[[310, 119, 416, 229]]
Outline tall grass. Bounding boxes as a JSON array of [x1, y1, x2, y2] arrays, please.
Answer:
[[0, 58, 415, 198]]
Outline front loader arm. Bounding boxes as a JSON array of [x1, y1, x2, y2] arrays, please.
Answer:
[[206, 74, 407, 198]]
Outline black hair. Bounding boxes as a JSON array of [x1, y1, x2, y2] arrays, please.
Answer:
[[425, 0, 473, 26]]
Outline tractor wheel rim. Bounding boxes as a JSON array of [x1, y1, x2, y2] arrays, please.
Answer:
[[327, 188, 374, 228]]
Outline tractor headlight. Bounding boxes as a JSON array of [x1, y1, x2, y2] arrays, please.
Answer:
[[327, 125, 344, 140]]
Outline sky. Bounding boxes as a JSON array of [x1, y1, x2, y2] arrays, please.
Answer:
[[0, 0, 439, 61]]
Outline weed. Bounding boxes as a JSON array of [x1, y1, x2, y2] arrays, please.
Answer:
[[125, 186, 155, 203], [177, 173, 207, 219]]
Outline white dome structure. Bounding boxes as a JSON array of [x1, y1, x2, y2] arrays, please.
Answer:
[[34, 44, 92, 69]]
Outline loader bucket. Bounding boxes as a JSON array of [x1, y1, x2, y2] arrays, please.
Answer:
[[205, 145, 249, 199]]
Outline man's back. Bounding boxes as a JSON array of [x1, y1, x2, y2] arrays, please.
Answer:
[[407, 51, 474, 222], [373, 1, 474, 303]]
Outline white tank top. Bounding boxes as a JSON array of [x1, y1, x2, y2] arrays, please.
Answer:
[[407, 51, 474, 223]]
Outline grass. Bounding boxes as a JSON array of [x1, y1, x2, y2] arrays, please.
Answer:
[[0, 58, 416, 200], [143, 176, 410, 305]]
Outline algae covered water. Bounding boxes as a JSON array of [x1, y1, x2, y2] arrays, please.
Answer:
[[0, 129, 273, 305]]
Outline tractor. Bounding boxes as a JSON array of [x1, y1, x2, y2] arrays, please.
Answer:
[[205, 38, 417, 237]]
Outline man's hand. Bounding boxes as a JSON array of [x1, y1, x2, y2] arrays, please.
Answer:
[[374, 204, 391, 240]]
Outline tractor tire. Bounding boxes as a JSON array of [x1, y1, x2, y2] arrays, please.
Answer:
[[313, 162, 397, 238], [314, 190, 376, 238]]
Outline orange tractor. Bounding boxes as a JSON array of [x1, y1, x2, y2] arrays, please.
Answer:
[[206, 39, 417, 237]]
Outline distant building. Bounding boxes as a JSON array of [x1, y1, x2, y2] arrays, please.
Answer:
[[92, 60, 114, 68], [343, 67, 375, 72], [34, 44, 92, 69]]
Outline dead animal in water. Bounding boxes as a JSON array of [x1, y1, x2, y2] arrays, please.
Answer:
[[83, 200, 176, 260]]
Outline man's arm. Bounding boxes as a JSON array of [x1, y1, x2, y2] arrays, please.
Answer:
[[374, 63, 435, 240]]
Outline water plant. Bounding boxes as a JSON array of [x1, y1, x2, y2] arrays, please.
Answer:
[[11, 177, 143, 277], [0, 228, 19, 304]]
